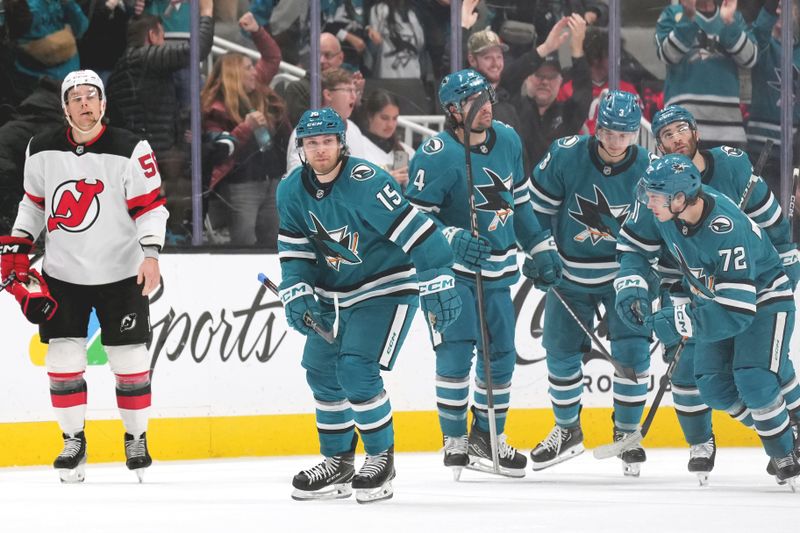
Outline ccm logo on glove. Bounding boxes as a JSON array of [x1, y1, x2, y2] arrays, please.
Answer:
[[419, 275, 455, 295], [279, 282, 313, 304], [674, 304, 693, 338]]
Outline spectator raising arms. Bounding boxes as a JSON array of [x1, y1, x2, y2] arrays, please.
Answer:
[[201, 12, 290, 248]]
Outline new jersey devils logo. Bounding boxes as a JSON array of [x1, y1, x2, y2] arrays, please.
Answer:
[[47, 179, 105, 232]]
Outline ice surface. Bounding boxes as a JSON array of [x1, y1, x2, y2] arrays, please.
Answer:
[[0, 448, 796, 533]]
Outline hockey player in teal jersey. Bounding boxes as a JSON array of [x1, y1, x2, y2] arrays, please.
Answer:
[[528, 90, 653, 476], [276, 108, 462, 503], [619, 104, 800, 483], [406, 69, 561, 479], [624, 154, 800, 489]]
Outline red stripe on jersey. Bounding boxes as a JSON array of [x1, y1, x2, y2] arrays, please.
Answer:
[[117, 393, 152, 410], [130, 197, 166, 220], [127, 188, 161, 210], [26, 192, 45, 208], [51, 391, 88, 408], [66, 125, 107, 147]]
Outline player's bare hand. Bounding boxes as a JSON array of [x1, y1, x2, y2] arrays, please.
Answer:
[[137, 258, 160, 296], [389, 167, 409, 187], [462, 0, 480, 29], [719, 0, 737, 24], [239, 12, 259, 33]]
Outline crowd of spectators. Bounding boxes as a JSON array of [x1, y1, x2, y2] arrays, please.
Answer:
[[0, 0, 796, 247]]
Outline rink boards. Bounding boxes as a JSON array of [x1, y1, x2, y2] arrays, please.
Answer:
[[0, 254, 784, 466]]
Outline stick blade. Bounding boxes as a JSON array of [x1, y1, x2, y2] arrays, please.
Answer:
[[592, 430, 644, 460]]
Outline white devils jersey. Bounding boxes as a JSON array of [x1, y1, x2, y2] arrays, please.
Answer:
[[13, 125, 168, 285]]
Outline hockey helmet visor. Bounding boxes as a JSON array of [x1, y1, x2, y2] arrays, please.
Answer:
[[636, 153, 701, 205]]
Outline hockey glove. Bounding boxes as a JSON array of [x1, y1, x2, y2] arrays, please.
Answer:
[[776, 243, 800, 290], [614, 272, 651, 332], [644, 304, 693, 348], [278, 281, 329, 338], [442, 226, 491, 270], [522, 231, 562, 291], [0, 235, 33, 283], [662, 342, 683, 364], [9, 269, 57, 323], [418, 268, 462, 332]]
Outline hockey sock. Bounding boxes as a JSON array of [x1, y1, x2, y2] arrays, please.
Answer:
[[435, 374, 469, 436], [352, 390, 393, 455], [313, 397, 355, 458], [671, 382, 713, 445], [473, 379, 510, 434], [778, 372, 800, 423], [725, 399, 755, 428], [548, 368, 583, 428], [115, 371, 151, 438], [612, 369, 649, 432], [49, 372, 87, 436], [735, 367, 793, 456]]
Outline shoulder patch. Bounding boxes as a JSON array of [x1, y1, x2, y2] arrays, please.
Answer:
[[350, 163, 376, 181], [538, 151, 552, 170], [557, 135, 579, 148], [720, 146, 743, 157], [422, 137, 445, 155], [648, 152, 660, 162], [709, 215, 733, 234]]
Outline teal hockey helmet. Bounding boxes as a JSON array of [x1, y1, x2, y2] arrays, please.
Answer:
[[438, 68, 495, 116], [651, 105, 697, 141], [636, 154, 702, 204], [295, 107, 346, 147], [596, 90, 642, 133]]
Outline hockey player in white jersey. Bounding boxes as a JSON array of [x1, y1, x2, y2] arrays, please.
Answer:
[[0, 70, 168, 483]]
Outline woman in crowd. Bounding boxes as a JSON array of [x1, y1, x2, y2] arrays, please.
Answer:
[[201, 12, 289, 248], [359, 89, 414, 188]]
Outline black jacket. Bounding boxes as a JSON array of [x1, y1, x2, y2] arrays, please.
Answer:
[[106, 16, 214, 153]]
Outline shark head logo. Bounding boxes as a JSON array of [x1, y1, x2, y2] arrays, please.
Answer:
[[475, 167, 514, 231], [673, 245, 715, 297], [308, 212, 361, 271], [568, 185, 630, 245]]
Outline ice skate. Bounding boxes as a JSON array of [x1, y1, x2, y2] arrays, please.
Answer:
[[54, 431, 87, 483], [124, 432, 152, 483], [466, 424, 527, 478], [291, 452, 355, 501], [615, 429, 646, 477], [442, 435, 468, 481], [530, 425, 584, 471], [688, 435, 716, 486], [352, 446, 395, 504], [767, 452, 800, 492]]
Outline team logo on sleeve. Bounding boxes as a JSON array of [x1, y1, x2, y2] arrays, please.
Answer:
[[350, 163, 376, 181], [308, 212, 361, 271], [47, 178, 105, 232], [475, 168, 513, 231], [720, 146, 743, 157], [568, 185, 630, 244], [422, 137, 444, 155], [709, 215, 733, 234]]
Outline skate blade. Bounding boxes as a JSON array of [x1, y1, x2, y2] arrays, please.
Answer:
[[466, 456, 526, 478], [450, 466, 464, 482], [695, 472, 710, 487], [788, 478, 797, 493], [622, 462, 641, 477], [291, 484, 353, 501], [355, 481, 393, 504], [133, 468, 146, 483], [531, 444, 585, 472], [58, 464, 86, 484]]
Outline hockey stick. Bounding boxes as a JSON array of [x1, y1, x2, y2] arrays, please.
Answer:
[[463, 90, 500, 474], [789, 167, 799, 242], [594, 338, 687, 459], [739, 139, 774, 210], [0, 272, 16, 293], [550, 287, 639, 383], [257, 273, 335, 344]]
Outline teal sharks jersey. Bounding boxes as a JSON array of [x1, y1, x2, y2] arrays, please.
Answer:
[[406, 120, 545, 288], [530, 135, 653, 292], [618, 186, 794, 342], [276, 156, 454, 308], [624, 146, 793, 288]]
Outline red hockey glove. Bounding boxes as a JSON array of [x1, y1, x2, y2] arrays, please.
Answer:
[[0, 236, 33, 283], [9, 269, 58, 323]]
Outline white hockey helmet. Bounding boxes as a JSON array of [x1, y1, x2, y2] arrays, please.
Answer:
[[61, 69, 105, 105]]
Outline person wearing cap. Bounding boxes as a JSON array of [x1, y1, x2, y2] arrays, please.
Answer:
[[466, 28, 521, 132], [0, 69, 168, 483], [512, 13, 591, 174]]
